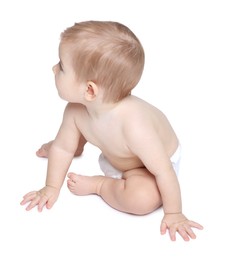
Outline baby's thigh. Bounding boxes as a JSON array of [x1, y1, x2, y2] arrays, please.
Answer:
[[122, 168, 162, 214]]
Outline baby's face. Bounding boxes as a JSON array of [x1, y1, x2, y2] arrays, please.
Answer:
[[52, 43, 84, 103]]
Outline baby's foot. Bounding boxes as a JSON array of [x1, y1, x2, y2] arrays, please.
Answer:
[[67, 173, 104, 196]]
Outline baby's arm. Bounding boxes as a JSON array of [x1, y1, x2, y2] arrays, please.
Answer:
[[155, 164, 203, 241], [21, 103, 81, 211], [125, 124, 203, 241]]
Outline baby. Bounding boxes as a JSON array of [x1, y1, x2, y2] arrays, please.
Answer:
[[21, 21, 203, 241]]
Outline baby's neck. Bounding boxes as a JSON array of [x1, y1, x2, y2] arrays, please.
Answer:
[[85, 100, 119, 119]]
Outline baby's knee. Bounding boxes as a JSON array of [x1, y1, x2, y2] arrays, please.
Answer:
[[124, 175, 161, 215], [131, 188, 161, 215]]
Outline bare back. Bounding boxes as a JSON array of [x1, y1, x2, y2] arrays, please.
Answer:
[[72, 95, 178, 172]]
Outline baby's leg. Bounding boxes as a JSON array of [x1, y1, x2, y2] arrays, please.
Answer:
[[36, 135, 87, 158], [67, 168, 161, 215]]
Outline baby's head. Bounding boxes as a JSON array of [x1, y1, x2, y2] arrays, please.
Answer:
[[60, 21, 145, 103]]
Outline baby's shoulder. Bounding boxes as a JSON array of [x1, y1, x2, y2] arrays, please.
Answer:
[[64, 102, 87, 118], [120, 95, 160, 118]]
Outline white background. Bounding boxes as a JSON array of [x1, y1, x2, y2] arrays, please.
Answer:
[[0, 0, 232, 259]]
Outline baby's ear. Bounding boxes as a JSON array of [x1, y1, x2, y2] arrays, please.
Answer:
[[85, 81, 98, 101]]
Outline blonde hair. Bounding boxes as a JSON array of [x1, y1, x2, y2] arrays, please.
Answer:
[[61, 21, 145, 102]]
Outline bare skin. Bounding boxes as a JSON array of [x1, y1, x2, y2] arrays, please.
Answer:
[[36, 135, 87, 158], [21, 40, 203, 241], [67, 168, 161, 215]]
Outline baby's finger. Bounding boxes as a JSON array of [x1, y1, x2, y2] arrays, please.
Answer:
[[20, 191, 37, 205], [160, 222, 167, 235], [177, 226, 190, 241], [22, 191, 37, 199], [184, 224, 196, 239], [46, 197, 56, 209], [169, 226, 177, 241], [26, 196, 40, 211], [189, 220, 204, 230], [38, 195, 49, 212]]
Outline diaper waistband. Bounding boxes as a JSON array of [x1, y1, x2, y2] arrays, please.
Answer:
[[170, 144, 182, 164]]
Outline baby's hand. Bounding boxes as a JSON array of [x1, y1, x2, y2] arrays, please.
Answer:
[[20, 186, 60, 212], [160, 213, 203, 241]]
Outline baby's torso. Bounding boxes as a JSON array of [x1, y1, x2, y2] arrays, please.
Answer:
[[73, 96, 178, 172], [76, 106, 140, 171]]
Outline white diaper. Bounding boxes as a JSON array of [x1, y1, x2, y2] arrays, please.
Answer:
[[170, 144, 182, 175], [98, 144, 182, 179], [98, 153, 123, 179]]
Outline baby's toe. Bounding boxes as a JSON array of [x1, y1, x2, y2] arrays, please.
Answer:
[[67, 172, 81, 182]]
